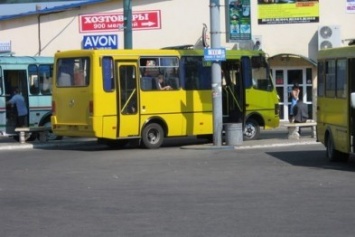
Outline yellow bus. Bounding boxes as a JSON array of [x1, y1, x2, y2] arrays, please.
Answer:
[[51, 48, 279, 148], [317, 45, 355, 161]]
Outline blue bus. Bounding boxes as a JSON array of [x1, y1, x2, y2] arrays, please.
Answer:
[[0, 55, 60, 141]]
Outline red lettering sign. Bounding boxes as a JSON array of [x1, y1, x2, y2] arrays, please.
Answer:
[[79, 10, 161, 33]]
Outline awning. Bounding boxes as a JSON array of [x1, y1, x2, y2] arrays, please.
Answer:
[[268, 53, 317, 67]]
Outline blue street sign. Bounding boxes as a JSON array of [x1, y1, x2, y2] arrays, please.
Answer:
[[204, 48, 226, 61], [83, 34, 118, 49]]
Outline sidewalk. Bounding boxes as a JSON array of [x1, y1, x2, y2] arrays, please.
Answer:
[[0, 136, 97, 150], [0, 123, 319, 151], [181, 123, 318, 150]]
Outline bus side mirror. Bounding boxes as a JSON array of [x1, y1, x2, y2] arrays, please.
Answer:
[[351, 93, 355, 108]]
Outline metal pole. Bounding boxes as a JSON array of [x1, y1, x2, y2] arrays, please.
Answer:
[[124, 0, 132, 49], [210, 0, 223, 146]]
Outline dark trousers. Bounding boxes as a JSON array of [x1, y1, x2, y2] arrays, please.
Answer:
[[17, 115, 28, 127]]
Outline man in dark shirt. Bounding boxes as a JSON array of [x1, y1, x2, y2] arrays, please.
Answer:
[[292, 100, 308, 134]]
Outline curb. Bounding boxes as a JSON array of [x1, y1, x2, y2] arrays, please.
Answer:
[[235, 140, 320, 150], [0, 140, 97, 151], [0, 138, 320, 151]]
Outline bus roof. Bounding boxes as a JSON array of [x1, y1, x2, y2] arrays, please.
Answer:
[[0, 55, 53, 65], [318, 45, 355, 60], [54, 48, 265, 59]]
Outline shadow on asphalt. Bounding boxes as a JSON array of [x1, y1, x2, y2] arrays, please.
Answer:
[[38, 136, 212, 152], [4, 126, 316, 151], [266, 150, 355, 172]]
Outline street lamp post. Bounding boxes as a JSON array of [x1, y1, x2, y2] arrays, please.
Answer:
[[210, 0, 223, 146], [123, 0, 132, 49]]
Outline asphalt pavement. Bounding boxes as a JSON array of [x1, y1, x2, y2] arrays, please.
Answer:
[[0, 122, 319, 151]]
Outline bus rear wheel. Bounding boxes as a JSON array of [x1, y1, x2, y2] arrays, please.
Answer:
[[141, 123, 164, 149], [326, 134, 349, 162]]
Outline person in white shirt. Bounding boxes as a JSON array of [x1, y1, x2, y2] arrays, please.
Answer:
[[156, 74, 171, 90]]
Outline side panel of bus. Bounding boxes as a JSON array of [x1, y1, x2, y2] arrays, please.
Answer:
[[317, 96, 349, 153], [317, 55, 352, 157], [246, 87, 279, 129], [139, 91, 213, 136]]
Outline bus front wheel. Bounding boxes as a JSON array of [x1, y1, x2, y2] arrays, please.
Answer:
[[141, 123, 164, 149], [326, 134, 348, 162], [244, 118, 260, 140]]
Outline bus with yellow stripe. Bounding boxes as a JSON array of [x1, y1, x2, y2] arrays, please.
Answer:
[[317, 44, 355, 161], [51, 48, 279, 148]]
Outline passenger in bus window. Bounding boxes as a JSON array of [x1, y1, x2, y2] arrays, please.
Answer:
[[156, 74, 171, 90], [41, 76, 52, 94], [74, 67, 85, 86], [6, 88, 28, 127]]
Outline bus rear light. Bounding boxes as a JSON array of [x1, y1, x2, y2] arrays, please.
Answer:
[[89, 101, 93, 115]]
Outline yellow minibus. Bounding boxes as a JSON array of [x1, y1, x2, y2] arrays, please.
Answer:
[[51, 48, 279, 148], [317, 45, 355, 161]]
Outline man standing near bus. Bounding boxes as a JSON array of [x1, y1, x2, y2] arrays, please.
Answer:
[[7, 88, 28, 127], [293, 99, 308, 135]]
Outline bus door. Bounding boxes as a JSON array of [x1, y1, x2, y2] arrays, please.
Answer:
[[222, 60, 245, 124], [3, 69, 29, 133], [116, 62, 139, 137]]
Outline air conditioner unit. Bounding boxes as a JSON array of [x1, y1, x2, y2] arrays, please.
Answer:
[[318, 25, 341, 50]]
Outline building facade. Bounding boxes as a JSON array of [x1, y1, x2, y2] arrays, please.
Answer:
[[0, 0, 354, 121]]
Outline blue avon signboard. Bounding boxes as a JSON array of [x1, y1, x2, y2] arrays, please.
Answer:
[[83, 34, 118, 49]]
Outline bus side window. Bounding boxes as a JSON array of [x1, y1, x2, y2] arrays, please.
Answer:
[[141, 77, 153, 90], [168, 77, 179, 89], [30, 75, 40, 95], [102, 57, 114, 91], [41, 76, 52, 94], [185, 74, 198, 89]]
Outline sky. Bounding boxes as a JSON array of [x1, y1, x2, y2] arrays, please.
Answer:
[[0, 1, 85, 16]]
